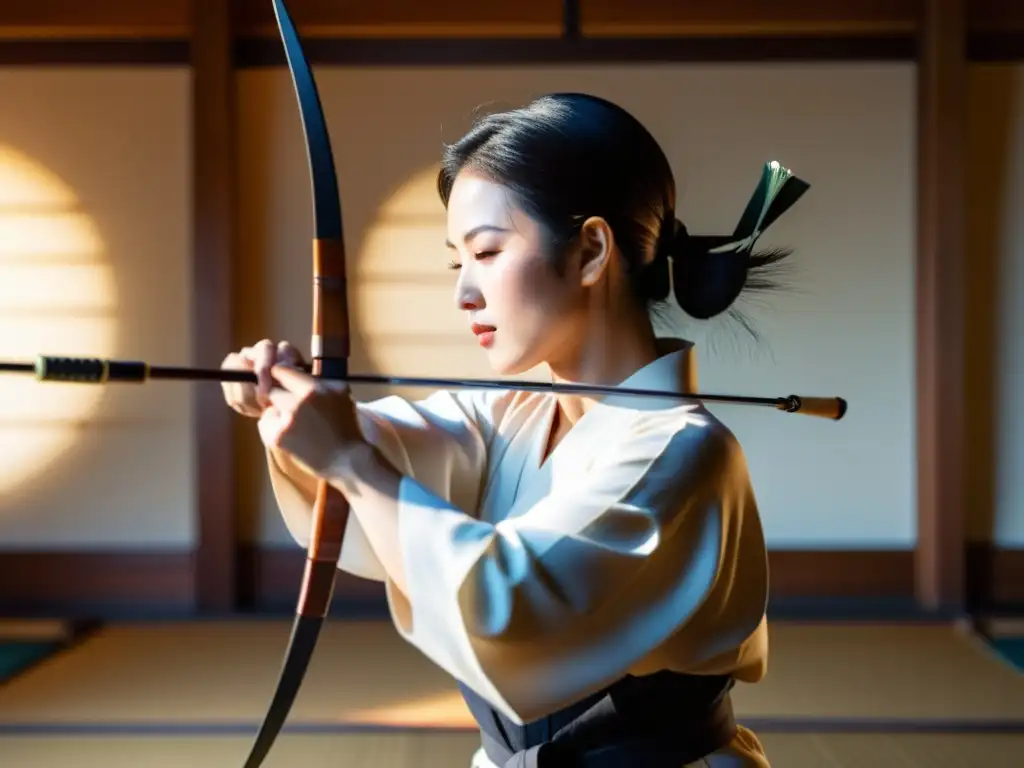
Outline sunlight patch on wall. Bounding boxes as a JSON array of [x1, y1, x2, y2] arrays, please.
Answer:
[[0, 144, 117, 496], [355, 164, 544, 393], [345, 689, 474, 729]]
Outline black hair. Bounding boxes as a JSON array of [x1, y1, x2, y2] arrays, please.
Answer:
[[436, 92, 805, 333]]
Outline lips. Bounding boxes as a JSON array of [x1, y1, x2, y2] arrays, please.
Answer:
[[471, 323, 497, 348]]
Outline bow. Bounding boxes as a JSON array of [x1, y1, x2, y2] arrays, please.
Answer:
[[241, 2, 349, 765]]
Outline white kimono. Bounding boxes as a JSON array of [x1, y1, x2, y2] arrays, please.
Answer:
[[269, 338, 771, 766]]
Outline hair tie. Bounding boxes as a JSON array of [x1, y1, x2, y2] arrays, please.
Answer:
[[639, 217, 676, 301], [670, 218, 690, 257], [652, 216, 675, 262]]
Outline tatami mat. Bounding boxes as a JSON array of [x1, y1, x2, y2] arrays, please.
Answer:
[[0, 620, 1020, 731], [2, 732, 1024, 768]]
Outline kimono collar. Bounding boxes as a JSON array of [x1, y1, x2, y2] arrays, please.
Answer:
[[594, 336, 698, 413]]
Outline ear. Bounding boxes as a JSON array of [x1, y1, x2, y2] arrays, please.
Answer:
[[576, 216, 614, 288]]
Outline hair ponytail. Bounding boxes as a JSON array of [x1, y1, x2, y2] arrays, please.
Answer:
[[656, 161, 810, 321]]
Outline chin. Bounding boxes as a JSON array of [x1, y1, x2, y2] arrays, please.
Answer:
[[484, 347, 535, 378]]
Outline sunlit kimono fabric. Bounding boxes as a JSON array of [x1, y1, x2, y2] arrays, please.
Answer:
[[268, 337, 771, 766]]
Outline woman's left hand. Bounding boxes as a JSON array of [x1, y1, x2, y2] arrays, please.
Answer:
[[257, 364, 365, 476]]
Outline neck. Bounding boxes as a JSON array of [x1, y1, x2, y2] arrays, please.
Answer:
[[546, 310, 660, 426]]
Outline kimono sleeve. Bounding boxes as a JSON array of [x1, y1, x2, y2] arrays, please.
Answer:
[[267, 388, 514, 582], [387, 406, 769, 725]]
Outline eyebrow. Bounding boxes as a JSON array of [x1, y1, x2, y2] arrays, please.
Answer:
[[444, 225, 510, 249]]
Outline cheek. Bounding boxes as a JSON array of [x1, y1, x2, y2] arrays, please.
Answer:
[[500, 254, 568, 311], [486, 257, 530, 315]]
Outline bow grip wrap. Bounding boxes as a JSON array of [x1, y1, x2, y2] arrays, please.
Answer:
[[311, 237, 350, 363], [309, 221, 350, 595], [35, 356, 148, 383], [305, 236, 350, 605]]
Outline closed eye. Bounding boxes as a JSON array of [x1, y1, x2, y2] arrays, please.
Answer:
[[447, 251, 499, 271]]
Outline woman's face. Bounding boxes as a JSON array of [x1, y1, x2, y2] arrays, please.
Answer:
[[444, 170, 587, 376]]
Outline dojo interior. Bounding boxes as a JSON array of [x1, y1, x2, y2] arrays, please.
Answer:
[[1, 1, 1022, 766]]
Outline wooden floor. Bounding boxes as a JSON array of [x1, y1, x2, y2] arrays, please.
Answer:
[[3, 732, 1024, 768], [0, 619, 1021, 766]]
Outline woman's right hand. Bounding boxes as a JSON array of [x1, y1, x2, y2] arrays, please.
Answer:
[[221, 339, 305, 418]]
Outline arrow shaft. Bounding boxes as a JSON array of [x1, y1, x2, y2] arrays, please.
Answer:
[[5, 355, 795, 409]]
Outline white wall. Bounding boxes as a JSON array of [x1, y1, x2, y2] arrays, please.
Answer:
[[0, 67, 193, 548], [1, 60, 1019, 555], [236, 63, 918, 549]]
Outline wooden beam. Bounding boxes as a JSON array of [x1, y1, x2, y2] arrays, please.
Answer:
[[0, 41, 188, 65], [579, 0, 917, 37], [234, 36, 915, 68], [191, 0, 238, 614], [238, 547, 921, 616], [969, 0, 1024, 34], [0, 0, 189, 39], [0, 0, 1020, 42], [563, 0, 581, 39], [915, 0, 967, 615], [969, 0, 1024, 60], [0, 552, 194, 617], [0, 547, 940, 619], [234, 0, 563, 39]]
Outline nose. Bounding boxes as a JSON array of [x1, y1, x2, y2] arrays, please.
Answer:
[[454, 268, 484, 312]]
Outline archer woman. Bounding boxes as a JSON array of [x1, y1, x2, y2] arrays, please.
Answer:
[[222, 92, 807, 767]]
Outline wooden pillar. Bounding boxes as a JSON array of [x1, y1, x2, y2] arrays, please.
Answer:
[[191, 0, 238, 614], [563, 0, 581, 38], [915, 0, 967, 614]]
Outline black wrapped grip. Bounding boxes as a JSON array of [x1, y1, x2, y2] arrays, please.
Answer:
[[35, 356, 149, 383]]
